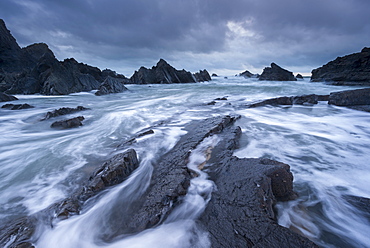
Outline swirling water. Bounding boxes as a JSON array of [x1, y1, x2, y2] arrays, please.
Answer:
[[0, 77, 369, 247]]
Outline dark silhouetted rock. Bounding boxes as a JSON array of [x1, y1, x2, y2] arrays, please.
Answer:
[[239, 69, 254, 78], [248, 94, 329, 108], [296, 73, 304, 80], [95, 76, 129, 96], [50, 116, 85, 129], [0, 19, 129, 95], [311, 48, 370, 85], [259, 63, 297, 81], [0, 92, 18, 102], [130, 59, 196, 84], [214, 97, 227, 100], [42, 106, 89, 120], [193, 69, 211, 82], [211, 73, 218, 77], [1, 103, 34, 110]]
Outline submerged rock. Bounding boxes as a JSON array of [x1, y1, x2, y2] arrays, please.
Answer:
[[50, 116, 85, 129], [259, 63, 297, 81], [311, 47, 370, 85], [248, 94, 329, 108], [1, 103, 34, 110], [42, 106, 89, 120], [0, 92, 18, 102]]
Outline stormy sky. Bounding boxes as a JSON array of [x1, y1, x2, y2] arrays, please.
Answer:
[[1, 0, 370, 76]]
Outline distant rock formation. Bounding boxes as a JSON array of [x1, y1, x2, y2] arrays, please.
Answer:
[[239, 69, 253, 78], [259, 63, 297, 81], [194, 69, 211, 82], [95, 76, 129, 96], [311, 48, 370, 85], [211, 73, 218, 77], [0, 19, 129, 95], [130, 59, 211, 84], [296, 73, 304, 80]]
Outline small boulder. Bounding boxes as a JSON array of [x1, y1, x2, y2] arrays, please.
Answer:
[[42, 106, 89, 120], [1, 103, 34, 110], [211, 73, 218, 77], [50, 116, 85, 129]]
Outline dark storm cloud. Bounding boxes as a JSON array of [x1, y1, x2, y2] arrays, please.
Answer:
[[1, 0, 370, 75]]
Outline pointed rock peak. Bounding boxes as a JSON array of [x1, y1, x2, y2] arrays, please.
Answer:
[[271, 62, 281, 69], [156, 58, 170, 67]]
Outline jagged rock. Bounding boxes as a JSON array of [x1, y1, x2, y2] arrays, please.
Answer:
[[50, 116, 85, 129], [0, 92, 18, 102], [1, 103, 34, 110], [42, 106, 89, 120], [239, 69, 254, 78], [0, 19, 128, 95], [248, 94, 329, 108], [296, 73, 304, 80], [95, 76, 129, 96], [200, 157, 317, 248], [259, 63, 297, 81], [130, 59, 196, 84], [311, 48, 370, 84], [0, 149, 139, 247], [193, 69, 211, 82]]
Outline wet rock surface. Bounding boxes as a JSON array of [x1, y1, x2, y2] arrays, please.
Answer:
[[50, 116, 85, 129], [248, 94, 329, 108], [1, 103, 34, 110], [199, 157, 318, 248], [328, 88, 370, 106], [311, 47, 370, 85], [259, 63, 297, 81], [42, 106, 89, 120]]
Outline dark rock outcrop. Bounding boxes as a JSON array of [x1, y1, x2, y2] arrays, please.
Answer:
[[193, 69, 212, 82], [1, 103, 34, 110], [328, 88, 370, 112], [95, 76, 129, 96], [211, 73, 218, 77], [248, 94, 329, 108], [200, 157, 317, 248], [0, 149, 139, 247], [0, 92, 18, 102], [130, 59, 196, 84], [50, 116, 85, 129], [42, 106, 89, 120], [0, 19, 128, 95], [239, 69, 254, 78], [259, 63, 297, 81], [311, 48, 370, 84]]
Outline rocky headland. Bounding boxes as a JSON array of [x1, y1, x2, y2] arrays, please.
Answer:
[[311, 47, 370, 85]]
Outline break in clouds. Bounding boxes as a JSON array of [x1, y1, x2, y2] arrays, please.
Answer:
[[1, 0, 370, 75]]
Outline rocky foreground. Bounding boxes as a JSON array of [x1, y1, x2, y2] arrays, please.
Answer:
[[0, 115, 318, 248]]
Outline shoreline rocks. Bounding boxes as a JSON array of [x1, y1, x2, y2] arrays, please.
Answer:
[[311, 47, 370, 85], [248, 94, 329, 108], [0, 92, 18, 102], [50, 116, 85, 129], [1, 103, 34, 110], [42, 106, 89, 120]]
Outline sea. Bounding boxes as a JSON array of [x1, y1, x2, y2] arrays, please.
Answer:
[[1, 77, 369, 248]]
